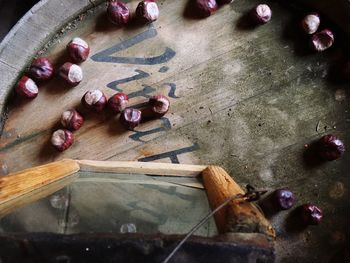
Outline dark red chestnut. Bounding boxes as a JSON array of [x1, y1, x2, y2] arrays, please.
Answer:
[[51, 129, 74, 152], [108, 92, 129, 113], [81, 89, 107, 112], [318, 134, 345, 161], [61, 109, 84, 131], [59, 62, 83, 86], [15, 76, 38, 99], [272, 189, 295, 210], [300, 204, 323, 225], [120, 108, 142, 130], [67, 37, 90, 63], [310, 29, 334, 52], [107, 0, 130, 25], [301, 13, 320, 35], [148, 94, 170, 118], [136, 0, 159, 23], [195, 0, 218, 18], [29, 57, 54, 81], [252, 4, 272, 24]]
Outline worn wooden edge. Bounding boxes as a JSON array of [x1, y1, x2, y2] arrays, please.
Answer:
[[0, 159, 80, 217], [0, 0, 105, 133], [77, 159, 207, 177]]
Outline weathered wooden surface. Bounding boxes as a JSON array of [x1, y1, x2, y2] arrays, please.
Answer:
[[0, 0, 350, 262]]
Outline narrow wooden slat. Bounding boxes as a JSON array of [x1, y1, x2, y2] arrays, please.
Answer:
[[0, 159, 80, 216], [77, 160, 206, 177]]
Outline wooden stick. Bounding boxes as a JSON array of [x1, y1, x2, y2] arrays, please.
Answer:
[[77, 160, 206, 177], [0, 159, 80, 217], [202, 165, 275, 238]]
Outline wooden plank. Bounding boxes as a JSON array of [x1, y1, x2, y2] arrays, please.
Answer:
[[0, 159, 79, 217], [77, 160, 206, 177]]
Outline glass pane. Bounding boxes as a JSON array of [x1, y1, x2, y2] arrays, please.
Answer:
[[0, 171, 217, 237]]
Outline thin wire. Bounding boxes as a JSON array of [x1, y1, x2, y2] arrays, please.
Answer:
[[162, 193, 241, 263]]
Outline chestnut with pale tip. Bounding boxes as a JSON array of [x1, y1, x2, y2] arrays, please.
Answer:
[[67, 37, 90, 63], [136, 0, 159, 23], [252, 4, 272, 24], [195, 0, 218, 17], [310, 29, 334, 52], [61, 109, 84, 131], [145, 94, 170, 118], [108, 92, 129, 113], [81, 89, 107, 112], [59, 62, 83, 86], [107, 0, 130, 25], [120, 108, 142, 130], [301, 13, 320, 35], [300, 204, 323, 225], [29, 57, 54, 81], [51, 129, 74, 152], [317, 134, 345, 161], [15, 76, 39, 99]]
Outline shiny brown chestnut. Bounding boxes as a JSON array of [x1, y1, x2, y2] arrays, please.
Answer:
[[252, 4, 272, 24], [108, 93, 129, 113], [148, 94, 170, 118], [136, 0, 159, 23], [318, 134, 345, 161], [51, 129, 74, 152], [59, 62, 83, 86], [61, 109, 84, 131], [120, 108, 142, 130], [272, 189, 295, 210], [300, 204, 323, 225], [195, 0, 218, 18], [107, 0, 130, 25], [81, 89, 107, 112], [301, 13, 320, 35], [310, 29, 334, 52], [29, 57, 54, 81], [67, 37, 90, 63], [15, 76, 38, 99]]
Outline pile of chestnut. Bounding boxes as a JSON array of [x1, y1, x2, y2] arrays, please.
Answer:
[[52, 92, 170, 152], [16, 37, 88, 99]]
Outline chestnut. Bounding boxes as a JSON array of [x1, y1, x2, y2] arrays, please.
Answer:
[[29, 57, 54, 81], [107, 0, 130, 25], [252, 4, 272, 24], [310, 29, 334, 52], [15, 76, 38, 99], [300, 204, 323, 225], [61, 109, 84, 131], [136, 0, 159, 23], [147, 94, 170, 118], [108, 92, 129, 113], [81, 89, 107, 112], [318, 134, 345, 161], [51, 129, 74, 152], [195, 0, 218, 18], [59, 62, 83, 87], [272, 189, 295, 210], [301, 13, 320, 35], [67, 37, 90, 63], [120, 108, 142, 130]]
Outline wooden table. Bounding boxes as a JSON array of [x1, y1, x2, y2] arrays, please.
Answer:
[[0, 0, 350, 262]]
